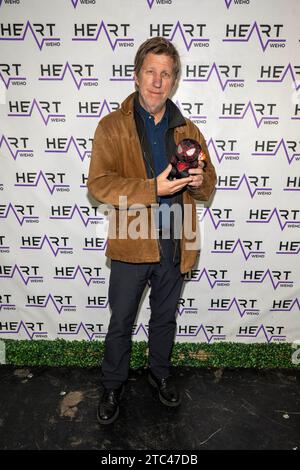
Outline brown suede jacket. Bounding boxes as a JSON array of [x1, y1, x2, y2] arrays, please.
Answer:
[[87, 92, 217, 273]]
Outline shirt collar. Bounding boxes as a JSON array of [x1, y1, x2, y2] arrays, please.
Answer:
[[135, 92, 169, 127]]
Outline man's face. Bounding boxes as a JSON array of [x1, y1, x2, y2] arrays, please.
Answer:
[[134, 52, 176, 122]]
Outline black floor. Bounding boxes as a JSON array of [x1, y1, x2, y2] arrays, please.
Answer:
[[0, 366, 299, 450]]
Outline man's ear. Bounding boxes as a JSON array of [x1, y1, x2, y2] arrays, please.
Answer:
[[170, 75, 179, 97], [134, 72, 139, 88], [174, 72, 180, 88]]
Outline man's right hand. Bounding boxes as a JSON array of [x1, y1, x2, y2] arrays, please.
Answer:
[[156, 164, 194, 196]]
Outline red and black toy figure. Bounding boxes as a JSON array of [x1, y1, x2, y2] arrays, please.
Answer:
[[168, 138, 206, 180]]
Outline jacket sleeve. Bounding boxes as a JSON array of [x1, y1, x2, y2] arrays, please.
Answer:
[[186, 127, 217, 202], [87, 121, 157, 208]]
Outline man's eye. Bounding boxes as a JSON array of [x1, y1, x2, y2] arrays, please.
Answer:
[[162, 72, 171, 78]]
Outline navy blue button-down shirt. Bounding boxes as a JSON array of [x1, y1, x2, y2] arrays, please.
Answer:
[[136, 99, 172, 229]]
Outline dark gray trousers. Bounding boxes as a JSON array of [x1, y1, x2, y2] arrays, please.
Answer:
[[100, 238, 184, 389]]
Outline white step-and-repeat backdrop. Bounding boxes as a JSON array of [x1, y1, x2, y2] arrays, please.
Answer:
[[0, 0, 299, 343]]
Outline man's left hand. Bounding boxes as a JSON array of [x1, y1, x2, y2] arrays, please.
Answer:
[[187, 159, 205, 188]]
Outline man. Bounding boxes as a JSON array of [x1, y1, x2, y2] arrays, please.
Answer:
[[87, 37, 216, 425]]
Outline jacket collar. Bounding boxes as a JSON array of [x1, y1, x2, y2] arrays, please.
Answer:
[[121, 92, 187, 132]]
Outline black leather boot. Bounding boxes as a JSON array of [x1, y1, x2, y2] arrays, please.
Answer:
[[97, 384, 125, 425], [148, 370, 181, 407]]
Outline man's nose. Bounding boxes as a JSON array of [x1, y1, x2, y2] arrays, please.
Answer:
[[152, 74, 162, 88]]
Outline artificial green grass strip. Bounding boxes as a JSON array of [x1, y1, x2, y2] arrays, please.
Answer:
[[1, 339, 299, 369]]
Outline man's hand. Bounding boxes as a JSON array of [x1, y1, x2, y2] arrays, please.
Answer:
[[157, 164, 193, 196], [187, 156, 205, 189]]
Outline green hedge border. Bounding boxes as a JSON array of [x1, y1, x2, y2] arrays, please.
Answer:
[[1, 339, 299, 369]]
